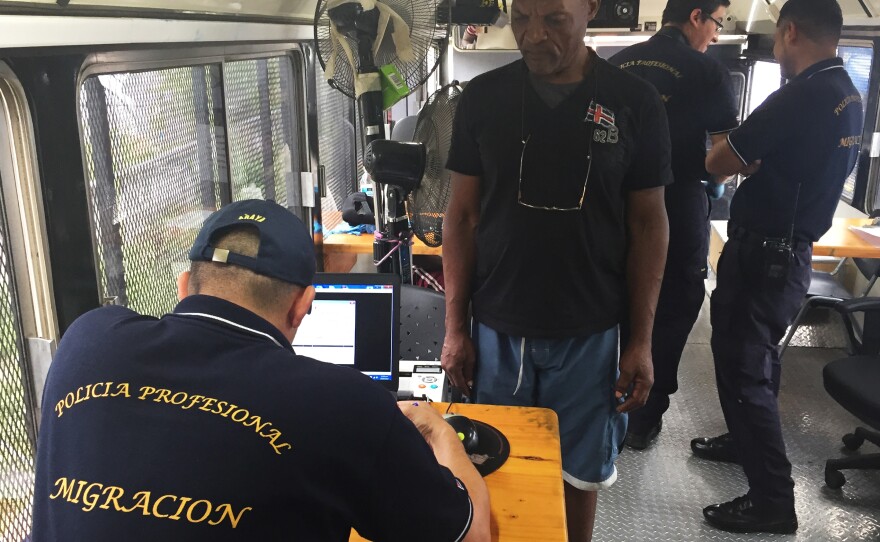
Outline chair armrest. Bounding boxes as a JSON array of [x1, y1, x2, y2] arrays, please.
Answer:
[[832, 296, 880, 315]]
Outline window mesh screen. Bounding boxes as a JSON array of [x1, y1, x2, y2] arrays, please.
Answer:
[[316, 64, 357, 233], [80, 66, 227, 317], [225, 57, 302, 208], [0, 186, 35, 541]]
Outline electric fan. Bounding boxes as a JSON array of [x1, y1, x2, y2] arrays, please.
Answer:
[[313, 0, 447, 283], [408, 82, 463, 247]]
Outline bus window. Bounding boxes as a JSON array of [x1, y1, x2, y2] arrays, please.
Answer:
[[838, 44, 873, 204], [747, 61, 781, 116], [225, 56, 303, 207], [80, 55, 307, 317]]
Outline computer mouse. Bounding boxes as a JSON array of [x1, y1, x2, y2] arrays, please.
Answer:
[[444, 414, 479, 454]]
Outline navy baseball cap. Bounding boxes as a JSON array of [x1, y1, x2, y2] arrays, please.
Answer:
[[189, 199, 316, 286]]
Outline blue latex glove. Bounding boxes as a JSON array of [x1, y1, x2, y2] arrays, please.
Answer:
[[703, 180, 725, 200]]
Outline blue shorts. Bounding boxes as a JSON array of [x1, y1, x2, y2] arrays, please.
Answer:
[[472, 322, 626, 490]]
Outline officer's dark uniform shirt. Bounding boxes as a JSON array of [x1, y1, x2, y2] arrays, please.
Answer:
[[728, 58, 863, 242], [32, 295, 473, 542], [447, 57, 673, 338], [611, 26, 739, 185]]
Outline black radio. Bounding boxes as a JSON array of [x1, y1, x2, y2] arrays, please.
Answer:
[[763, 238, 793, 284]]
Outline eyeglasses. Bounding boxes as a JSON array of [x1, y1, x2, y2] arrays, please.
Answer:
[[703, 13, 724, 33], [517, 73, 598, 212]]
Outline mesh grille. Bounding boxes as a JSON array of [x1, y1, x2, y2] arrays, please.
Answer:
[[81, 66, 227, 316], [0, 187, 35, 540], [316, 62, 357, 232], [225, 57, 302, 207]]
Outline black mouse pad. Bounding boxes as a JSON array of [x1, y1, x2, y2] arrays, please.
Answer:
[[468, 420, 510, 477]]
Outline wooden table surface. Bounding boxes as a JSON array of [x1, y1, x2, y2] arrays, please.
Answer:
[[813, 217, 880, 258], [322, 233, 443, 256], [350, 403, 567, 542]]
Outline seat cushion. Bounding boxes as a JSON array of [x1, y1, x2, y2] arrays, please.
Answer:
[[824, 355, 880, 429], [808, 271, 852, 300]]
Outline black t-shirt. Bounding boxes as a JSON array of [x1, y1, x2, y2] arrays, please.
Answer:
[[447, 56, 673, 338], [32, 295, 472, 541], [728, 58, 863, 242], [610, 27, 739, 187]]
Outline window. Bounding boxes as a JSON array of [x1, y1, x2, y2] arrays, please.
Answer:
[[80, 54, 305, 317], [839, 45, 873, 204], [747, 61, 781, 116]]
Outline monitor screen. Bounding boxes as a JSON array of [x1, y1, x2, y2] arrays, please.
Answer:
[[293, 273, 399, 391]]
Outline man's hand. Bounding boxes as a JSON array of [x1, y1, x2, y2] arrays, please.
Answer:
[[615, 342, 654, 413], [741, 159, 762, 176], [441, 329, 476, 396]]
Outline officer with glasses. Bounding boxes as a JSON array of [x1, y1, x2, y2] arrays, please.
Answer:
[[442, 0, 672, 540], [609, 0, 739, 451]]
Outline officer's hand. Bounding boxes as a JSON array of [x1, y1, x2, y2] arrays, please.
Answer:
[[441, 329, 477, 397], [703, 180, 725, 200], [398, 401, 455, 448], [615, 342, 654, 413]]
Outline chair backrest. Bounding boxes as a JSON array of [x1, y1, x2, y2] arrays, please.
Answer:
[[400, 285, 446, 361], [854, 258, 880, 296]]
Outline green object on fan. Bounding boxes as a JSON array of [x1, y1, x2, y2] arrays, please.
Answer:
[[380, 64, 410, 109]]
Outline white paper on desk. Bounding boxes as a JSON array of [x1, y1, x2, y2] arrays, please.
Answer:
[[848, 225, 880, 247]]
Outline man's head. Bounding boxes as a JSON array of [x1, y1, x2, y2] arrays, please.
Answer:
[[661, 0, 731, 52], [774, 0, 843, 79], [510, 0, 597, 83], [180, 199, 316, 341]]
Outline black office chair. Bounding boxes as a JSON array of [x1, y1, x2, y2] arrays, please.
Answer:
[[822, 296, 880, 489], [779, 256, 880, 359], [400, 284, 446, 362]]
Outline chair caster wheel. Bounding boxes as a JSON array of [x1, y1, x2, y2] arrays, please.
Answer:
[[825, 468, 846, 489], [842, 432, 864, 450]]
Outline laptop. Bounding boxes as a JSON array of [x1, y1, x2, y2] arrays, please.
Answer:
[[293, 273, 400, 392]]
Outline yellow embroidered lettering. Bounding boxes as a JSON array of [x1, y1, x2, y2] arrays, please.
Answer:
[[99, 486, 125, 511], [244, 416, 271, 433], [169, 497, 192, 520], [212, 400, 227, 415], [154, 389, 172, 403], [186, 500, 213, 523], [122, 491, 151, 515], [151, 494, 177, 518], [209, 504, 253, 528], [80, 482, 104, 512], [220, 403, 238, 418], [230, 408, 249, 423], [138, 386, 157, 400], [71, 480, 88, 504], [54, 400, 65, 417], [199, 397, 217, 412], [183, 395, 205, 409], [64, 392, 75, 409], [49, 477, 75, 501], [74, 385, 90, 405], [110, 383, 130, 398], [97, 381, 113, 397]]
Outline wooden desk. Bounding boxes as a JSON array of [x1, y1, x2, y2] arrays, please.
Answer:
[[710, 218, 880, 272], [350, 403, 567, 542], [322, 233, 443, 256]]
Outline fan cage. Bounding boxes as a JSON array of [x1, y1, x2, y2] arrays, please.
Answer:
[[408, 83, 462, 247], [314, 0, 447, 100]]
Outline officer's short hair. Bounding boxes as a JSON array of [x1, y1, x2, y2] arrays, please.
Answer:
[[189, 226, 302, 312], [777, 0, 843, 44], [662, 0, 731, 25]]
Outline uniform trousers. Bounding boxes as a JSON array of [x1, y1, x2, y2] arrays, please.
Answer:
[[709, 230, 812, 510]]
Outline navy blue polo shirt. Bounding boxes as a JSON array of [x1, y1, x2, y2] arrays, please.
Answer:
[[610, 26, 740, 186], [728, 58, 863, 242], [447, 57, 673, 338], [33, 295, 472, 541]]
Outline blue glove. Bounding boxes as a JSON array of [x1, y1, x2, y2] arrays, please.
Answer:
[[703, 180, 725, 200]]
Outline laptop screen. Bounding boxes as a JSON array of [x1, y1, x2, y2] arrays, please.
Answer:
[[293, 273, 399, 391]]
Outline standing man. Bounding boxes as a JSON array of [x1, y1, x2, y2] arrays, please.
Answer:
[[609, 0, 740, 450], [696, 0, 862, 533], [33, 199, 490, 542], [442, 0, 672, 540]]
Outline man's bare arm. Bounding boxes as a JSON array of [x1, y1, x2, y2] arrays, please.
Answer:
[[616, 186, 668, 412], [441, 173, 481, 394], [707, 136, 761, 178]]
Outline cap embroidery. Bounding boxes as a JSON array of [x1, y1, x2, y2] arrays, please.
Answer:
[[238, 214, 266, 223]]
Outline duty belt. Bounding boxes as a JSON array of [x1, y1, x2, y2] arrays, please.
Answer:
[[727, 222, 810, 250]]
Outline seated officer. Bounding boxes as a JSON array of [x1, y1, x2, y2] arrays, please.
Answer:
[[32, 199, 490, 542]]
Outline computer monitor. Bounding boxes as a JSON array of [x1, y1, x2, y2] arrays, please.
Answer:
[[293, 273, 399, 392]]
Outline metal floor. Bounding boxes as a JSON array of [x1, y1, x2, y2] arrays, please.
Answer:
[[594, 290, 880, 542]]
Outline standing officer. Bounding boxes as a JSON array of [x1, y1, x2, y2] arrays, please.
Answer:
[[695, 0, 863, 533], [610, 0, 740, 449], [442, 0, 672, 539]]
